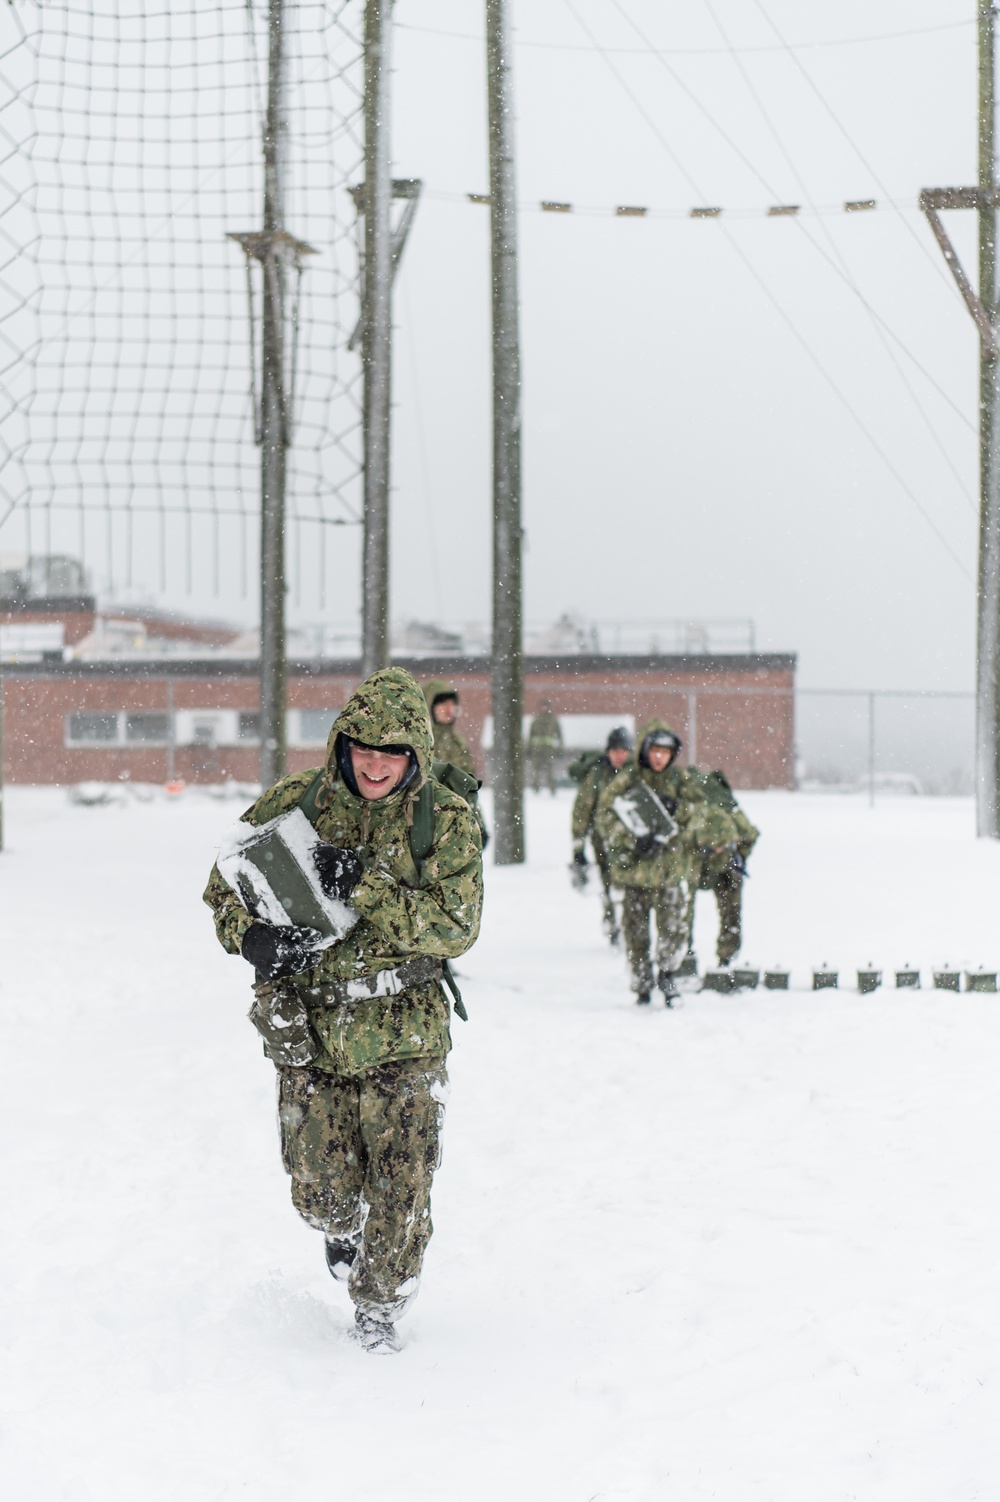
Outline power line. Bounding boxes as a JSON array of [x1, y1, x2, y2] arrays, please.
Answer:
[[692, 0, 976, 508], [749, 0, 959, 301], [560, 0, 974, 582], [602, 0, 974, 445], [395, 15, 974, 58]]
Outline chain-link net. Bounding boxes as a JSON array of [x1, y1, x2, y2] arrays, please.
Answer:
[[0, 0, 363, 607]]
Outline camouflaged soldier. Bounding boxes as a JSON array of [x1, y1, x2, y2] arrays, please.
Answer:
[[594, 719, 710, 1006], [203, 667, 483, 1354], [526, 702, 563, 794], [569, 725, 634, 944], [423, 677, 477, 779], [685, 769, 759, 968]]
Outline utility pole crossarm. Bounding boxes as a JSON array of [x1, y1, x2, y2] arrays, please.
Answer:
[[925, 4, 1000, 838], [919, 188, 1000, 356], [346, 178, 423, 354]]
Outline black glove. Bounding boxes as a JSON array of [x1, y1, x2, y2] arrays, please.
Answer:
[[635, 833, 658, 859], [729, 850, 749, 879], [241, 922, 324, 980], [572, 849, 588, 869], [662, 796, 678, 817], [313, 844, 363, 903]]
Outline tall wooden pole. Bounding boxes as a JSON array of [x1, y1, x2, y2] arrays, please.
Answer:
[[361, 0, 393, 678], [0, 659, 5, 851], [978, 1, 1000, 836], [259, 0, 289, 788], [486, 0, 525, 863]]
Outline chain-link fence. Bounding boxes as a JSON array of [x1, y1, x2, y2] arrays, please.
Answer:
[[795, 689, 975, 796]]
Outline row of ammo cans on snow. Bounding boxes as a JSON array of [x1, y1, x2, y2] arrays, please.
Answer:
[[700, 968, 998, 993]]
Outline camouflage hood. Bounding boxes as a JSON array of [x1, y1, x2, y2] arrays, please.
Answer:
[[635, 717, 682, 769], [423, 677, 458, 710], [326, 667, 434, 790]]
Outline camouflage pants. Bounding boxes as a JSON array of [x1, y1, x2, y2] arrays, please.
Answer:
[[277, 1055, 448, 1316], [529, 747, 558, 793], [690, 869, 744, 964], [621, 883, 691, 993]]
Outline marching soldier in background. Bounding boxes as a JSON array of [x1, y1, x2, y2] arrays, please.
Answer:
[[526, 701, 563, 794], [684, 769, 759, 970], [569, 725, 634, 944], [595, 720, 713, 1006], [423, 678, 477, 778]]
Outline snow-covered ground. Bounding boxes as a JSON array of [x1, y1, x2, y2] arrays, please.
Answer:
[[2, 785, 999, 1501]]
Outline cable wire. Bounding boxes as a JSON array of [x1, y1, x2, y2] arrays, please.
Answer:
[[691, 0, 976, 509], [395, 15, 974, 58], [749, 0, 960, 301], [561, 0, 973, 581], [605, 0, 975, 445]]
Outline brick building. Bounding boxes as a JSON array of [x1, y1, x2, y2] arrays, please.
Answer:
[[1, 651, 796, 788]]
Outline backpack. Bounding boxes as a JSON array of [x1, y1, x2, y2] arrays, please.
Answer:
[[688, 766, 739, 814], [295, 758, 483, 1020], [567, 749, 604, 783]]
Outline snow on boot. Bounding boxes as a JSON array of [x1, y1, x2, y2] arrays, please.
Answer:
[[324, 1234, 358, 1284], [354, 1308, 400, 1355]]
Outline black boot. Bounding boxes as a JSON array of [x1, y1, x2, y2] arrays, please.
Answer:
[[635, 991, 651, 1005], [324, 1234, 359, 1284], [658, 971, 680, 1007]]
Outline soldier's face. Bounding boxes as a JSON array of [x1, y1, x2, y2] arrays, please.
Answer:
[[433, 699, 458, 726], [608, 746, 630, 770], [646, 744, 674, 773], [350, 743, 412, 800]]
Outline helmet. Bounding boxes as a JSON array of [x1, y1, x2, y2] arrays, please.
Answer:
[[639, 728, 682, 766]]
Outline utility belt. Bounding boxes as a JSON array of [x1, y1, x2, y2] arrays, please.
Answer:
[[249, 956, 464, 1069], [295, 955, 443, 1006]]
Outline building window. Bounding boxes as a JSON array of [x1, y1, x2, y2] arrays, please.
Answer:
[[298, 709, 339, 745], [237, 711, 261, 743], [67, 712, 119, 744], [125, 712, 171, 744], [192, 721, 218, 748]]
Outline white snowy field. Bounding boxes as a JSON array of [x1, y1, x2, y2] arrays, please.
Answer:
[[2, 784, 999, 1502]]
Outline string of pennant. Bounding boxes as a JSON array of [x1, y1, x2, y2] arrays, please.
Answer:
[[427, 189, 900, 221]]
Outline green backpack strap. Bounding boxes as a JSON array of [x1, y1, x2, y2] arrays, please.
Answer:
[[411, 765, 476, 1022], [298, 769, 326, 826], [408, 778, 438, 866]]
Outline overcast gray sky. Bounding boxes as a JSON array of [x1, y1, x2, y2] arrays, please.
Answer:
[[384, 0, 979, 690]]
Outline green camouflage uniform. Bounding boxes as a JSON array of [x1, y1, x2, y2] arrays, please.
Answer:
[[423, 677, 477, 778], [686, 770, 759, 965], [527, 708, 562, 793], [594, 719, 711, 994], [203, 667, 483, 1318], [571, 754, 625, 904]]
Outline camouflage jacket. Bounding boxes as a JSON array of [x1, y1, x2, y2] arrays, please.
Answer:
[[423, 677, 477, 777], [571, 756, 624, 847], [594, 718, 710, 889], [204, 667, 484, 1076], [696, 808, 757, 884], [527, 710, 562, 751]]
